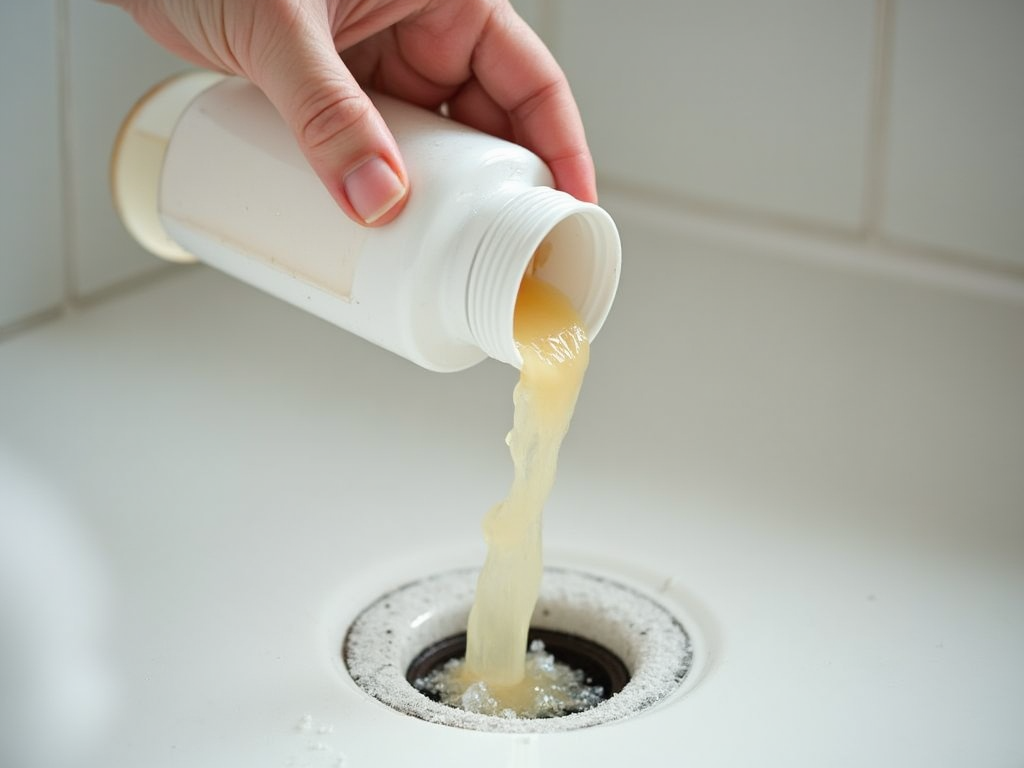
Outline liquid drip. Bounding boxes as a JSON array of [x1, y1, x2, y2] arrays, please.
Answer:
[[415, 640, 604, 719], [461, 274, 590, 709]]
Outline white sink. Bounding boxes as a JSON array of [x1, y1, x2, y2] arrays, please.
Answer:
[[2, 200, 1022, 767]]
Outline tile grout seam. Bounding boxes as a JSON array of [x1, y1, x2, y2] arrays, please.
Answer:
[[862, 0, 895, 242], [599, 186, 1024, 304], [55, 0, 81, 312]]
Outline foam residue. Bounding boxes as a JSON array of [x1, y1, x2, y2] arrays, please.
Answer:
[[342, 569, 695, 733], [414, 639, 605, 718]]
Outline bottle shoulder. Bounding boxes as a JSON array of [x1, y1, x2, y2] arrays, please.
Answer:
[[372, 93, 553, 188]]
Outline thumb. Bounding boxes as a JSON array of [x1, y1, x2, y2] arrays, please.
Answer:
[[250, 15, 409, 226]]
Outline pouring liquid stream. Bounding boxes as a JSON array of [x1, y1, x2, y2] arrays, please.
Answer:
[[416, 273, 596, 716]]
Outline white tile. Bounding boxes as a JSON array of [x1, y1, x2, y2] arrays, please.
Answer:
[[882, 0, 1024, 266], [0, 1, 65, 330], [552, 0, 876, 230], [66, 1, 186, 298]]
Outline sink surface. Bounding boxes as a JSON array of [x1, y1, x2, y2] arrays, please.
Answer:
[[2, 203, 1023, 767]]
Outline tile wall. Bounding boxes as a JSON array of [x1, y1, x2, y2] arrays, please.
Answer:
[[548, 0, 1024, 273], [1, 0, 183, 337], [65, 1, 186, 297], [553, 0, 878, 231], [1, 1, 65, 331], [2, 0, 1022, 337], [882, 0, 1024, 266]]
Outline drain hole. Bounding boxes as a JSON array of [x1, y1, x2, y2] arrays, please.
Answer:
[[343, 569, 697, 732], [406, 628, 631, 712]]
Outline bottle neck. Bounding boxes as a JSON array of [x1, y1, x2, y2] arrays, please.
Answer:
[[465, 187, 621, 368]]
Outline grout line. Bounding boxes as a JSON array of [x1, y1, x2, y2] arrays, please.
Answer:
[[874, 231, 1024, 284], [68, 261, 184, 311], [600, 158, 1024, 293], [0, 263, 191, 346], [599, 174, 865, 245], [54, 0, 81, 306], [1, 1, 72, 345], [601, 187, 1024, 305], [0, 307, 66, 345], [862, 0, 895, 239]]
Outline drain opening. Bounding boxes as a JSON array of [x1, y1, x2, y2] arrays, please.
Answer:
[[343, 568, 696, 733], [407, 628, 630, 717]]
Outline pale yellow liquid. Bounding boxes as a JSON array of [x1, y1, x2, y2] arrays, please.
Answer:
[[460, 274, 590, 708]]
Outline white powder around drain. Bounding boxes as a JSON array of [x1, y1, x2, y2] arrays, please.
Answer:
[[343, 569, 694, 733]]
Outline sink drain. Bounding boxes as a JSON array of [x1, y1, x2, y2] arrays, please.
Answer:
[[406, 627, 631, 707], [343, 568, 695, 732]]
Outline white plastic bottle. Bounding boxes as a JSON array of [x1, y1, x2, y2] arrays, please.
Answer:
[[112, 72, 621, 371]]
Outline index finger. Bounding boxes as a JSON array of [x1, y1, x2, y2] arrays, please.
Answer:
[[470, 7, 597, 203]]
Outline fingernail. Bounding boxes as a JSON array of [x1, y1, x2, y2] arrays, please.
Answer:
[[343, 156, 406, 224]]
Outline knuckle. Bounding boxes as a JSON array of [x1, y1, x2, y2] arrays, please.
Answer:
[[296, 87, 370, 155]]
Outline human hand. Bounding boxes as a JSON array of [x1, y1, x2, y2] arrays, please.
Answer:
[[107, 0, 597, 226]]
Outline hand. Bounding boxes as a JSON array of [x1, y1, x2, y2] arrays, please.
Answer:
[[108, 0, 597, 226]]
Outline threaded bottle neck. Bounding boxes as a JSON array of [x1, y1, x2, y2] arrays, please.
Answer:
[[466, 187, 621, 368]]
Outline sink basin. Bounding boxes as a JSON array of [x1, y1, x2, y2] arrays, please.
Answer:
[[2, 199, 1022, 766]]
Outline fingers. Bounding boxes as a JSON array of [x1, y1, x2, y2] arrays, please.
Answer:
[[447, 78, 515, 142], [249, 3, 409, 226], [471, 5, 597, 203], [353, 1, 596, 203], [120, 0, 595, 217]]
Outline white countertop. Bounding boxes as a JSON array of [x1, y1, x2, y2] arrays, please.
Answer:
[[2, 204, 1023, 767]]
